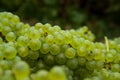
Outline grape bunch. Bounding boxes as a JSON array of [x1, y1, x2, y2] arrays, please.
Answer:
[[0, 12, 120, 80]]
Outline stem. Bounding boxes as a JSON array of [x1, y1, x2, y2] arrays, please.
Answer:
[[104, 36, 109, 52]]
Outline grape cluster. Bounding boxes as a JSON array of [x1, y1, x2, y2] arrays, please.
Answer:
[[0, 12, 120, 80]]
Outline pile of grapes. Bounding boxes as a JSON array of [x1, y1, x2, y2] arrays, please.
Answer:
[[0, 12, 120, 80]]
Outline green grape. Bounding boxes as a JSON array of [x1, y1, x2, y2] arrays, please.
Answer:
[[78, 57, 86, 66], [105, 53, 114, 62], [53, 25, 61, 32], [45, 34, 54, 45], [0, 37, 3, 44], [2, 70, 15, 80], [101, 69, 109, 79], [4, 45, 17, 59], [77, 46, 87, 57], [28, 50, 39, 60], [55, 53, 66, 65], [40, 42, 50, 54], [0, 60, 10, 70], [0, 51, 4, 60], [11, 56, 21, 63], [67, 58, 78, 69], [5, 32, 16, 42], [31, 70, 48, 80], [65, 47, 76, 59], [0, 23, 3, 32], [11, 15, 20, 23], [70, 37, 81, 49], [84, 78, 92, 80], [0, 67, 3, 77], [35, 22, 43, 29], [95, 61, 104, 70], [18, 46, 29, 57], [44, 54, 55, 66], [2, 26, 12, 35], [17, 36, 29, 46], [29, 39, 41, 51], [48, 66, 67, 80], [42, 23, 52, 32], [13, 61, 30, 80], [116, 44, 120, 52], [61, 30, 72, 44], [37, 60, 47, 70], [54, 32, 64, 45], [28, 27, 41, 39], [109, 72, 120, 80], [15, 22, 24, 31], [86, 60, 96, 71], [50, 44, 60, 55], [61, 44, 69, 52], [111, 64, 120, 72]]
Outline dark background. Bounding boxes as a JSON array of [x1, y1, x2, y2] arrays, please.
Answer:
[[0, 0, 120, 41]]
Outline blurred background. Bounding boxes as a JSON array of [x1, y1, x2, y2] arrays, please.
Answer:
[[0, 0, 120, 41]]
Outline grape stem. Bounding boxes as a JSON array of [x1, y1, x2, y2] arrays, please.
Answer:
[[104, 36, 109, 52]]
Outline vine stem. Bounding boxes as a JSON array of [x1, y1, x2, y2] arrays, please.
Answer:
[[104, 36, 109, 52]]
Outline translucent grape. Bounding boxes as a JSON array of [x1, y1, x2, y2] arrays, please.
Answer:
[[40, 42, 50, 54], [31, 70, 48, 80], [28, 50, 39, 60], [4, 46, 17, 59], [13, 61, 30, 80], [18, 46, 29, 57], [48, 66, 67, 80], [29, 39, 41, 51], [50, 44, 61, 55], [5, 32, 16, 42], [65, 47, 76, 59]]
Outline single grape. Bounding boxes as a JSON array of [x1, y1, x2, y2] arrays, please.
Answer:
[[28, 50, 39, 60], [18, 46, 29, 57], [65, 47, 76, 59], [50, 44, 61, 55], [48, 66, 67, 80], [13, 61, 30, 80], [4, 45, 17, 59], [55, 53, 66, 65], [67, 58, 78, 69], [40, 42, 50, 54], [29, 39, 41, 51], [31, 70, 48, 80], [5, 32, 16, 42]]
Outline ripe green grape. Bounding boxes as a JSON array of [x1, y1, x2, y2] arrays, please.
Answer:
[[5, 32, 16, 42], [67, 58, 78, 69], [29, 39, 41, 51], [28, 50, 39, 60], [28, 27, 41, 39], [31, 70, 48, 80], [18, 46, 29, 57], [111, 64, 120, 72], [44, 54, 55, 66], [77, 47, 87, 57], [40, 42, 50, 54], [65, 47, 76, 59], [50, 44, 61, 55], [55, 53, 66, 65], [2, 26, 12, 36], [17, 36, 29, 46], [0, 51, 4, 60], [13, 61, 30, 80], [48, 66, 67, 80], [4, 45, 17, 59], [45, 34, 54, 45]]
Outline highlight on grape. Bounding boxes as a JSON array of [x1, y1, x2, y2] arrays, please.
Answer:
[[0, 12, 120, 80]]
